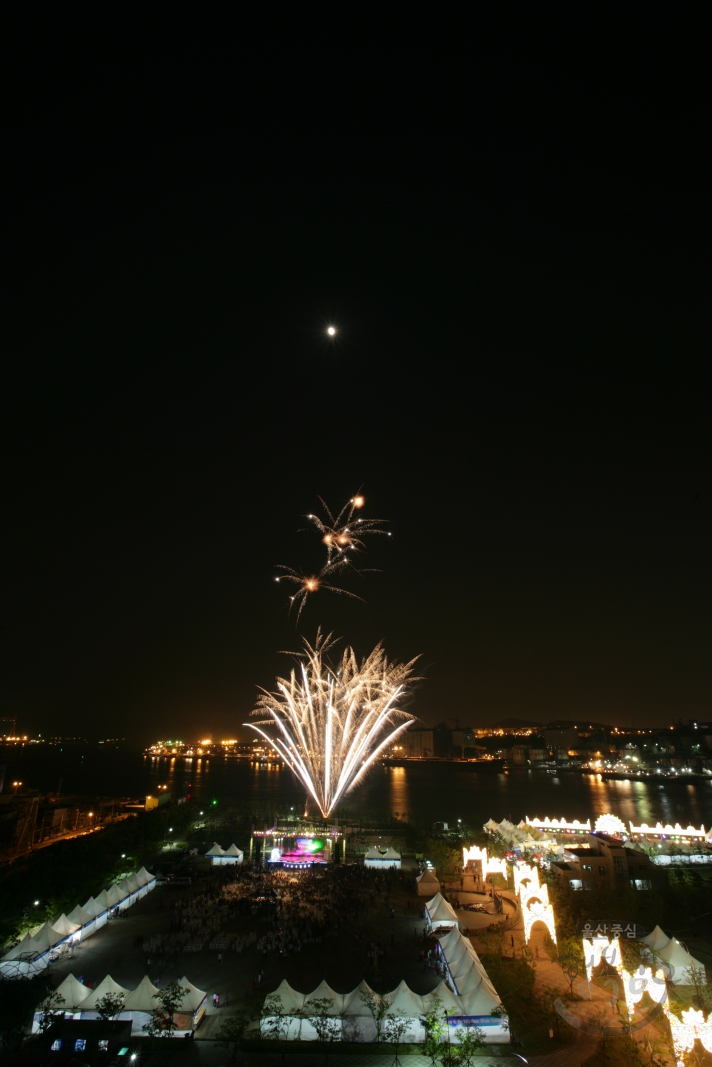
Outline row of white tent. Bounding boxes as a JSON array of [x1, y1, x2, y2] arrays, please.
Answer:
[[0, 867, 156, 978], [424, 891, 460, 930], [33, 973, 207, 1035], [484, 818, 555, 851], [363, 846, 401, 869], [205, 842, 244, 866], [262, 974, 508, 1044], [643, 925, 707, 986], [435, 926, 509, 1041]]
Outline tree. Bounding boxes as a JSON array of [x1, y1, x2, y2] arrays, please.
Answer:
[[454, 1024, 485, 1066], [96, 991, 125, 1022], [37, 989, 66, 1033], [555, 936, 585, 997], [143, 981, 184, 1039], [359, 987, 390, 1045], [382, 1007, 410, 1065], [216, 1012, 251, 1064], [260, 992, 292, 1063], [306, 997, 341, 1064], [421, 995, 447, 1064]]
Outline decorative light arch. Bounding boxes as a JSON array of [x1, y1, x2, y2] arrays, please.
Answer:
[[594, 813, 627, 836], [462, 845, 507, 878], [664, 1006, 712, 1065]]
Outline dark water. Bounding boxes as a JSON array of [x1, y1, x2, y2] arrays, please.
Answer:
[[3, 746, 712, 829]]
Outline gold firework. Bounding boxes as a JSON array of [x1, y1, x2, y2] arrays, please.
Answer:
[[245, 631, 418, 817]]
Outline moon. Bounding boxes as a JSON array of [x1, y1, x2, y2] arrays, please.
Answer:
[[327, 326, 336, 336]]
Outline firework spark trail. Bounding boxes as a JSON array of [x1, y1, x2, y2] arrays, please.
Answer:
[[273, 566, 363, 623], [245, 631, 419, 817]]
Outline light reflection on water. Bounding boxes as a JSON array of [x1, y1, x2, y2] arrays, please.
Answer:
[[3, 747, 712, 827]]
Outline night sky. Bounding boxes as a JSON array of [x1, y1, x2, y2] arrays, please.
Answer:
[[3, 12, 711, 742]]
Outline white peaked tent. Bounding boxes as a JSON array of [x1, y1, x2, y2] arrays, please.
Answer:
[[643, 925, 670, 952], [32, 973, 91, 1031], [178, 976, 208, 1013], [93, 889, 113, 915], [206, 843, 230, 866], [416, 869, 440, 895], [382, 847, 402, 869], [0, 932, 46, 976], [56, 973, 92, 1011], [115, 879, 134, 908], [125, 874, 141, 894], [121, 975, 161, 1030], [51, 914, 81, 939], [67, 904, 95, 928], [104, 884, 123, 907], [123, 975, 160, 1012], [300, 981, 345, 1038], [261, 980, 306, 1040], [2, 933, 43, 962], [657, 937, 707, 986], [32, 921, 65, 953], [425, 892, 460, 930], [363, 846, 383, 867], [79, 975, 131, 1013], [342, 979, 379, 1042], [135, 867, 156, 892], [224, 843, 244, 863], [423, 979, 461, 1014]]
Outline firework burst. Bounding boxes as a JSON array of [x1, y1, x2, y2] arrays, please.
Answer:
[[274, 566, 363, 623], [275, 494, 390, 619], [305, 494, 390, 570], [245, 631, 418, 817]]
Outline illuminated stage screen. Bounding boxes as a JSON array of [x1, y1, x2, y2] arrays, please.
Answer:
[[268, 837, 330, 867]]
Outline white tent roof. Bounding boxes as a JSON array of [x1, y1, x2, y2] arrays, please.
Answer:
[[67, 904, 94, 927], [177, 976, 207, 1012], [206, 843, 226, 856], [124, 975, 160, 1012], [416, 869, 439, 884], [116, 879, 133, 898], [385, 979, 424, 1016], [658, 937, 705, 971], [427, 897, 460, 925], [364, 846, 383, 859], [643, 925, 670, 952], [125, 874, 140, 893], [423, 979, 461, 1013], [460, 981, 502, 1016], [382, 847, 401, 859], [1, 933, 44, 961], [81, 897, 102, 918], [92, 890, 112, 913], [104, 884, 122, 906], [32, 921, 64, 952], [136, 867, 154, 885], [426, 891, 444, 910], [55, 974, 91, 1010], [225, 843, 243, 857], [52, 914, 80, 938], [79, 975, 131, 1011], [342, 979, 378, 1016], [267, 979, 305, 1013], [304, 980, 345, 1014]]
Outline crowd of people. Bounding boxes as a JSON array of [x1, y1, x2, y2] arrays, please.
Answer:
[[141, 859, 418, 965]]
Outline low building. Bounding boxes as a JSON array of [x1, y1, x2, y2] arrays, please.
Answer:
[[550, 833, 655, 890]]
